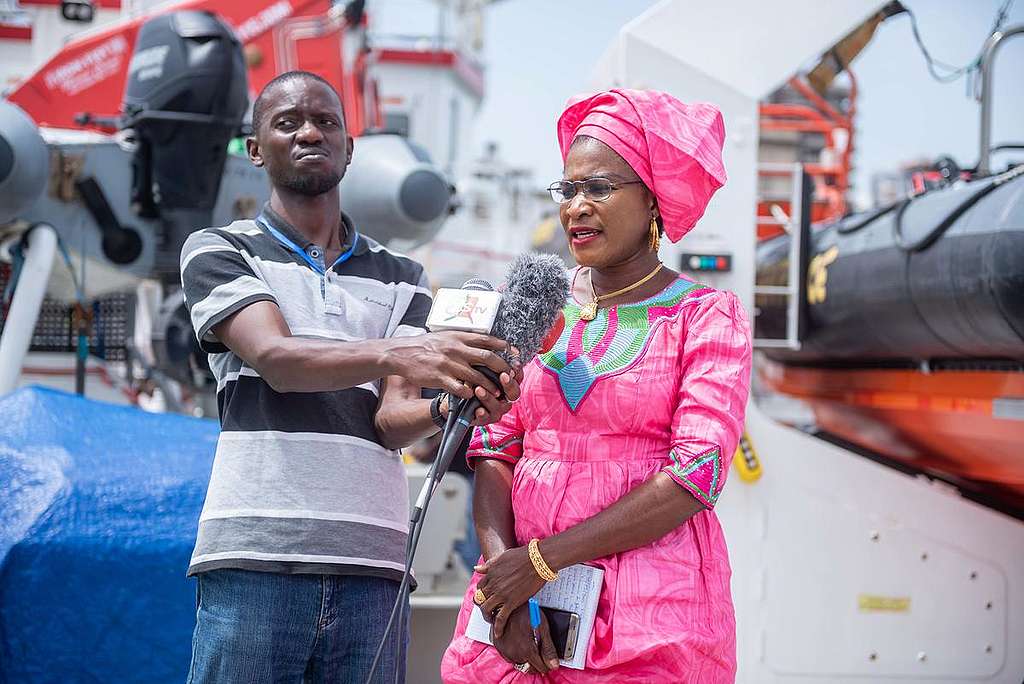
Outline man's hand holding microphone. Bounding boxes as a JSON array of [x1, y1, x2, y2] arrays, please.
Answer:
[[396, 253, 567, 430], [387, 330, 522, 426]]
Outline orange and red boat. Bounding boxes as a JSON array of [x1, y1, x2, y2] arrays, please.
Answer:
[[756, 161, 1024, 512]]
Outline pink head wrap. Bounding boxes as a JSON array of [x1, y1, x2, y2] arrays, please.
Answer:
[[556, 88, 727, 243]]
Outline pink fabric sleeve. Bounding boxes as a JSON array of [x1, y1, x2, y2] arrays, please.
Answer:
[[662, 290, 752, 508], [465, 400, 525, 469]]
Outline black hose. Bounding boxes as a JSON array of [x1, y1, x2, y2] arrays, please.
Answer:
[[836, 201, 903, 235]]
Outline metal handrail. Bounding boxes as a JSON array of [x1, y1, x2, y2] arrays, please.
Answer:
[[753, 162, 805, 351], [977, 24, 1024, 176]]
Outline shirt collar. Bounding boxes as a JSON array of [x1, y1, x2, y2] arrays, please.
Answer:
[[260, 203, 368, 257]]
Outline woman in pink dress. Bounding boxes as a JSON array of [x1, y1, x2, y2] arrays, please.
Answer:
[[440, 89, 752, 683]]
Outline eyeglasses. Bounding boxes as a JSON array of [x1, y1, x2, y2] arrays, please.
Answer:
[[546, 178, 644, 204]]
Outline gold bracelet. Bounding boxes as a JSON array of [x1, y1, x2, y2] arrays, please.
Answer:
[[527, 538, 559, 582]]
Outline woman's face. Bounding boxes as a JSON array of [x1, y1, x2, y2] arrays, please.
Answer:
[[559, 137, 656, 268]]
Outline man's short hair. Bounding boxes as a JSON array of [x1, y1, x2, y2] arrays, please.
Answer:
[[250, 71, 343, 133]]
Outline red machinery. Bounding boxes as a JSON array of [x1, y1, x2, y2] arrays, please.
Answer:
[[7, 0, 381, 134], [757, 74, 856, 240]]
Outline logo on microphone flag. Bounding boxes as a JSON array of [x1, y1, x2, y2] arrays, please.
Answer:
[[427, 288, 503, 334], [444, 294, 482, 324]]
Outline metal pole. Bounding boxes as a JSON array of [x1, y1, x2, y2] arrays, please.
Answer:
[[0, 224, 58, 395], [785, 163, 803, 351], [977, 24, 1024, 177]]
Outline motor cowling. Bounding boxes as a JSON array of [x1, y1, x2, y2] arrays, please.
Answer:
[[121, 10, 248, 279]]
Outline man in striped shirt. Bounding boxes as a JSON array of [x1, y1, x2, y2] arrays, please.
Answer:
[[181, 71, 519, 683]]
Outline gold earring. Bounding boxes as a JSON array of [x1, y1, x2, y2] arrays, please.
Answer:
[[648, 217, 660, 252]]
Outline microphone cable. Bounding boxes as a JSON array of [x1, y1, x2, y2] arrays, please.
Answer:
[[365, 391, 479, 684]]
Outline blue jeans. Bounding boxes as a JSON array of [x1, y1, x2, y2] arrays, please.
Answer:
[[187, 569, 409, 684]]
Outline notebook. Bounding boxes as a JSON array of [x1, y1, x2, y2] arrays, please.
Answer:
[[465, 563, 604, 670]]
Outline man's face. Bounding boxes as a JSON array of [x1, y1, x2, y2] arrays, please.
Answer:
[[247, 78, 353, 196]]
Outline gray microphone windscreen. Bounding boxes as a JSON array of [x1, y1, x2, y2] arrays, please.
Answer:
[[492, 253, 569, 364]]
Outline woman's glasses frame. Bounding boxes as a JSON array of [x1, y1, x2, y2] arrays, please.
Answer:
[[547, 178, 645, 204]]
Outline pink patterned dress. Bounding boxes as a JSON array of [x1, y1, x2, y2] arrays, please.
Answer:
[[440, 271, 752, 683]]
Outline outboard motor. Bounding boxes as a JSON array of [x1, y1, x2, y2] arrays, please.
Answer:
[[121, 10, 248, 282]]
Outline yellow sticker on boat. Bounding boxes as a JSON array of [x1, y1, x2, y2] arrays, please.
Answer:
[[732, 432, 762, 483], [807, 245, 839, 305], [857, 595, 911, 612]]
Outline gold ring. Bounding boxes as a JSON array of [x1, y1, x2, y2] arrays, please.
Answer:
[[514, 662, 531, 673], [473, 588, 487, 605]]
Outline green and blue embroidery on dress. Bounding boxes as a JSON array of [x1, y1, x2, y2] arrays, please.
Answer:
[[537, 276, 712, 412]]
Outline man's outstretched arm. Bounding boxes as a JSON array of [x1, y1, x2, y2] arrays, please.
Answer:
[[212, 300, 513, 398]]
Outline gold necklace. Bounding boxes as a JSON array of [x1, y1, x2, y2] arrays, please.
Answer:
[[580, 263, 663, 321]]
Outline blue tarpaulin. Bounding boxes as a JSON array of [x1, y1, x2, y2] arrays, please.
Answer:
[[0, 387, 218, 683]]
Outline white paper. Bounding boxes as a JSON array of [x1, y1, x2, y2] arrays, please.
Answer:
[[465, 563, 604, 670]]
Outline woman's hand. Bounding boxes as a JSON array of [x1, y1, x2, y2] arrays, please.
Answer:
[[475, 546, 546, 637], [491, 604, 560, 675], [467, 364, 524, 427]]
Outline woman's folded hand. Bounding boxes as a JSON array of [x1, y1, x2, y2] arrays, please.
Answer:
[[474, 545, 546, 638], [491, 604, 559, 674]]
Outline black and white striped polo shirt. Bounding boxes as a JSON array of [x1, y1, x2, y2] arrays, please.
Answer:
[[180, 205, 431, 580]]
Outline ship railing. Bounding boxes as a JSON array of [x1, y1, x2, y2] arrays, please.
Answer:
[[977, 24, 1024, 176], [752, 162, 811, 351]]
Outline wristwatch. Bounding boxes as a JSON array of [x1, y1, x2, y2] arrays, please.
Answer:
[[429, 393, 449, 430]]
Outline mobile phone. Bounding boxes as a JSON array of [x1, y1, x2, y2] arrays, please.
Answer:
[[540, 606, 580, 661]]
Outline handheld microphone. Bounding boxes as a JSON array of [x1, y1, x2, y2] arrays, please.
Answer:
[[413, 276, 503, 519], [419, 253, 569, 504], [425, 253, 570, 358]]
